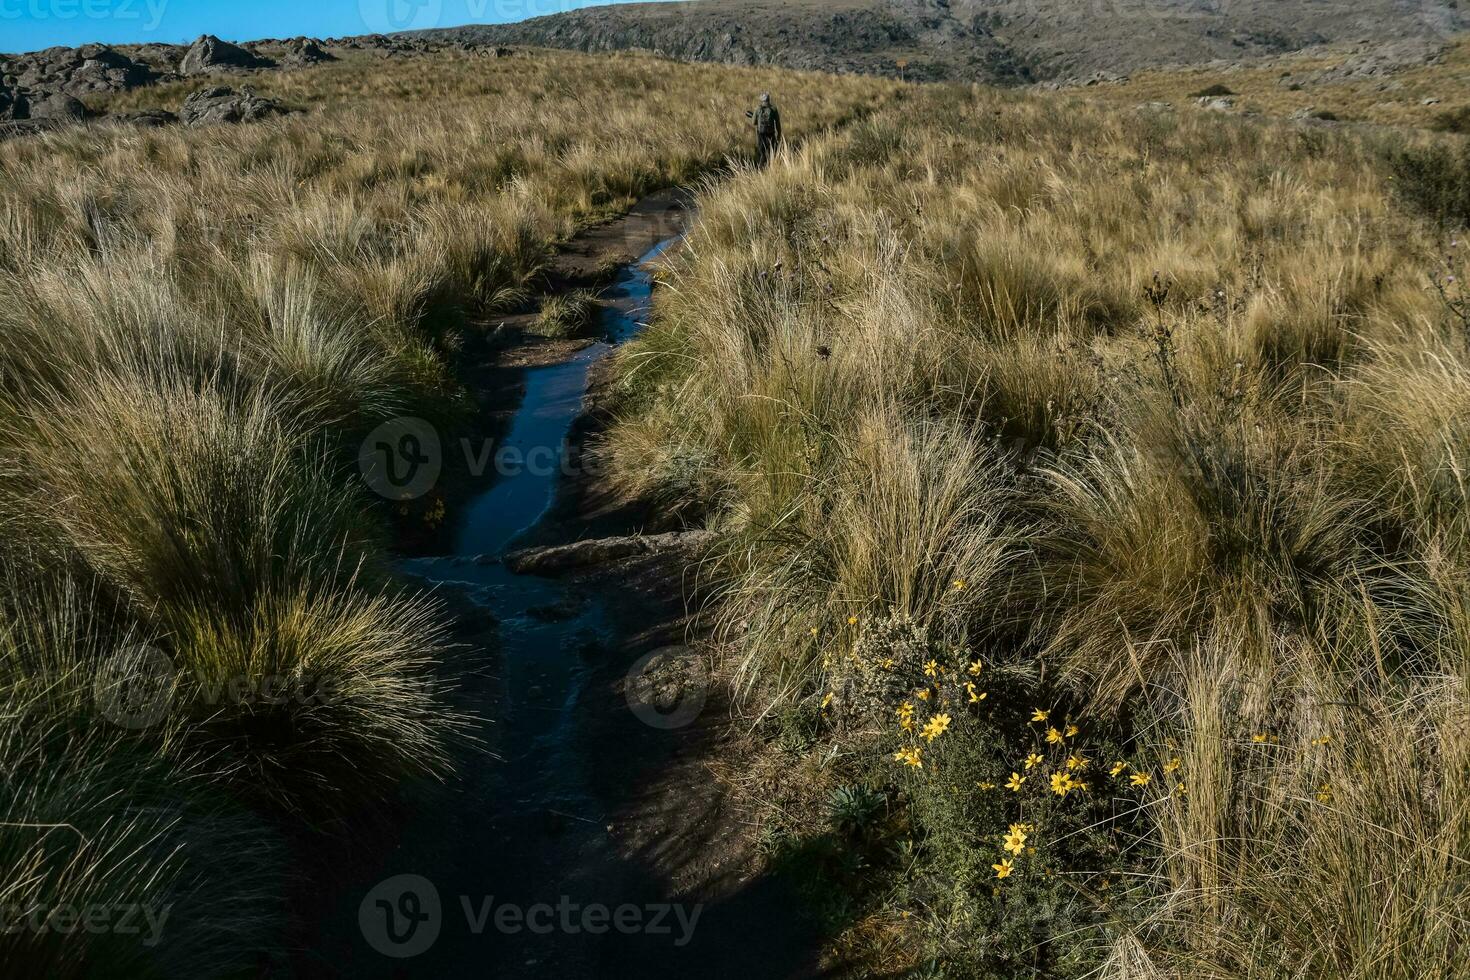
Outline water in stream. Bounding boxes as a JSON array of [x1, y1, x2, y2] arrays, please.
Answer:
[[453, 236, 675, 558], [320, 238, 694, 977]]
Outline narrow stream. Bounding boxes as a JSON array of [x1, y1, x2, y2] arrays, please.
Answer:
[[400, 236, 676, 822], [364, 237, 684, 975], [453, 235, 676, 558]]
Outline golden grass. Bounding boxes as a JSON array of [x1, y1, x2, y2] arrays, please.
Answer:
[[1080, 35, 1470, 131], [0, 48, 896, 973], [609, 80, 1470, 975]]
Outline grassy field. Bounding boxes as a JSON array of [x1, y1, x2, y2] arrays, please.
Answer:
[[0, 48, 894, 976], [1081, 36, 1470, 132], [609, 73, 1470, 976], [9, 34, 1470, 977]]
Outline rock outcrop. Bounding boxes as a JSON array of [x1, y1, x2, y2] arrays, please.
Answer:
[[179, 86, 292, 125], [0, 31, 511, 137], [280, 37, 335, 67], [2, 44, 162, 97], [26, 92, 87, 121], [114, 109, 178, 128], [179, 35, 275, 75]]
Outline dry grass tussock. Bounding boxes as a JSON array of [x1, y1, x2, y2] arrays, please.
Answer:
[[0, 48, 895, 973], [609, 84, 1470, 975]]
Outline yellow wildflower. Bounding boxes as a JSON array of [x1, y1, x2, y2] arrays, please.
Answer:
[[923, 659, 939, 678], [893, 746, 924, 768], [917, 689, 931, 701], [966, 682, 986, 703], [968, 659, 983, 676], [1046, 727, 1064, 744], [847, 615, 858, 625], [977, 781, 995, 790], [1024, 752, 1043, 770], [1031, 708, 1049, 723], [1311, 735, 1332, 747], [920, 713, 951, 742], [1065, 724, 1079, 738], [1129, 772, 1151, 787], [1163, 757, 1181, 774], [1050, 772, 1074, 797], [1109, 761, 1127, 777], [821, 692, 834, 710], [1251, 733, 1269, 743], [1003, 831, 1026, 856], [992, 858, 1013, 879], [1316, 783, 1333, 803], [1067, 754, 1089, 771], [1005, 772, 1026, 792], [953, 579, 968, 591]]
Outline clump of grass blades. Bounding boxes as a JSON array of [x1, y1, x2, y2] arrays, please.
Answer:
[[0, 572, 286, 977], [533, 289, 601, 339]]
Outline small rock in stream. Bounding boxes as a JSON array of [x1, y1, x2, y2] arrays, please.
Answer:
[[525, 595, 585, 622]]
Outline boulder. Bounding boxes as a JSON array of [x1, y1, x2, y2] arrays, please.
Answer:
[[179, 86, 291, 125], [179, 35, 274, 75], [1195, 95, 1236, 111], [0, 84, 28, 120], [280, 37, 335, 67], [115, 108, 178, 128], [1290, 106, 1340, 122], [26, 92, 87, 121], [63, 45, 159, 93]]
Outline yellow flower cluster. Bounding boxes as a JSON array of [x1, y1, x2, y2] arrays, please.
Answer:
[[893, 745, 923, 768], [1051, 771, 1081, 796], [886, 645, 988, 771], [920, 712, 952, 742], [993, 822, 1040, 879]]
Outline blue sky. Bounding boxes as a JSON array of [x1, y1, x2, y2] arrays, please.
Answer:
[[1, 0, 641, 54]]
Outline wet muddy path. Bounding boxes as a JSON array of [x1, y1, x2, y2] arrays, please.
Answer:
[[291, 193, 822, 979]]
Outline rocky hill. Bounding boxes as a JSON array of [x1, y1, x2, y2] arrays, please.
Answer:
[[421, 0, 1469, 84], [0, 33, 504, 134]]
